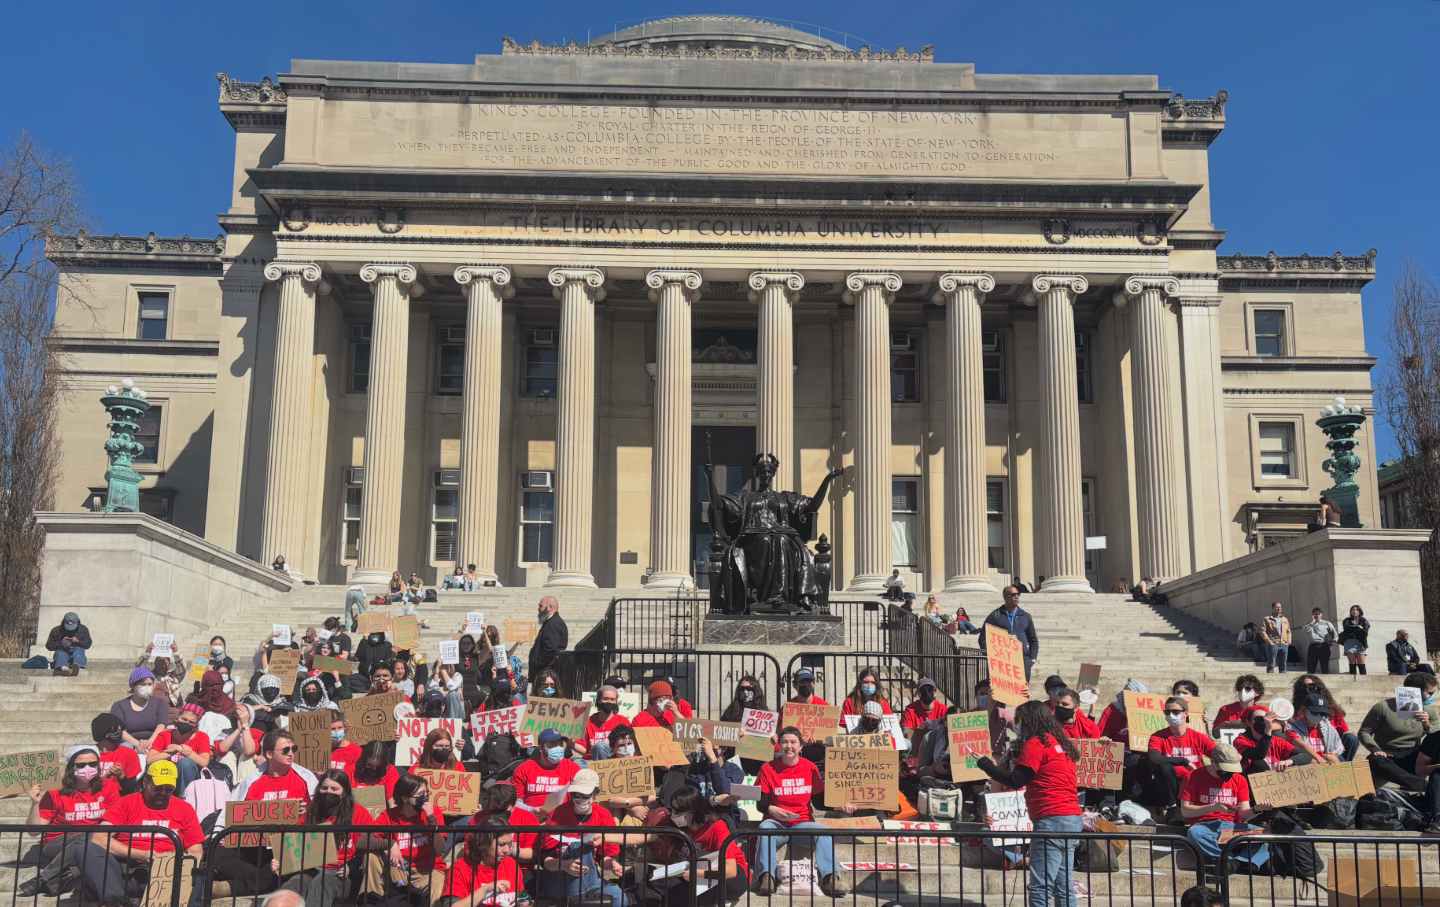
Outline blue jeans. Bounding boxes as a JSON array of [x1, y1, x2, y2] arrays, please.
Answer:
[[1267, 644, 1289, 672], [173, 757, 202, 796], [1187, 820, 1269, 866], [344, 589, 366, 628], [537, 850, 628, 907], [1030, 815, 1081, 907], [754, 819, 836, 881], [52, 649, 87, 670]]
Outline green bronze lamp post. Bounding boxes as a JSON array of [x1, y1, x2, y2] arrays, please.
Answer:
[[1316, 395, 1366, 528], [100, 378, 150, 513]]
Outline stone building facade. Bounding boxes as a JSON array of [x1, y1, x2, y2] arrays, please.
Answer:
[[45, 16, 1382, 592]]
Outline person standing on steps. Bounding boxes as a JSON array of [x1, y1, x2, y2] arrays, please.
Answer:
[[1261, 601, 1291, 674], [1301, 607, 1339, 674], [1340, 605, 1370, 676], [529, 595, 568, 680], [979, 585, 1039, 682]]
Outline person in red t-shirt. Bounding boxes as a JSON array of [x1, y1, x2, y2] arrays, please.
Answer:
[[1180, 743, 1272, 869], [232, 730, 316, 805], [574, 684, 630, 758], [977, 701, 1083, 907], [276, 769, 380, 903], [90, 713, 142, 789], [630, 680, 681, 730], [146, 702, 212, 795], [1052, 688, 1102, 740], [82, 761, 204, 904], [787, 667, 828, 705], [351, 740, 401, 807], [509, 729, 580, 813], [22, 746, 121, 897], [536, 768, 625, 907], [752, 727, 849, 898], [1232, 705, 1311, 775], [381, 772, 446, 900], [465, 783, 540, 863], [329, 714, 363, 774], [442, 815, 525, 905], [1212, 675, 1265, 736], [667, 787, 748, 905], [901, 677, 948, 737], [1142, 696, 1217, 817], [840, 666, 894, 720]]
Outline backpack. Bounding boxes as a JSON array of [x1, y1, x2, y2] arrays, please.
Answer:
[[1315, 796, 1358, 830], [477, 733, 525, 780], [1356, 794, 1406, 831], [1373, 787, 1425, 831], [1266, 811, 1323, 879], [183, 768, 231, 823]]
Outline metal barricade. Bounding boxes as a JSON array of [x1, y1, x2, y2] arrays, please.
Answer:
[[1218, 832, 1440, 906], [827, 598, 890, 651], [720, 826, 1208, 906], [5, 825, 186, 907], [609, 596, 705, 650], [784, 649, 989, 715], [604, 647, 782, 720]]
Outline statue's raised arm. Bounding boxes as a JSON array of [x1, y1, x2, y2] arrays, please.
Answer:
[[805, 466, 845, 515]]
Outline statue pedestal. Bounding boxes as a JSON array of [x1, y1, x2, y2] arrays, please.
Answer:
[[702, 613, 844, 647]]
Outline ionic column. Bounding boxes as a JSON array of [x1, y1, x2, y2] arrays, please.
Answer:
[[1031, 274, 1094, 593], [934, 273, 997, 592], [352, 263, 417, 584], [454, 265, 514, 585], [260, 261, 322, 578], [845, 271, 903, 592], [645, 269, 703, 590], [546, 267, 606, 588], [748, 271, 805, 486], [1120, 274, 1186, 581]]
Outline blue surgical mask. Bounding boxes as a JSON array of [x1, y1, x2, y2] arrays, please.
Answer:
[[545, 745, 565, 762], [1426, 694, 1438, 707], [542, 686, 557, 697], [861, 683, 877, 697], [330, 729, 345, 744]]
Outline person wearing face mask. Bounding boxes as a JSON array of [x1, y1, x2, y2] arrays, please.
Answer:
[[854, 699, 887, 736], [902, 677, 948, 736], [279, 768, 377, 907], [379, 773, 446, 903], [351, 740, 401, 803], [1096, 678, 1146, 744], [1213, 675, 1265, 735], [720, 675, 768, 723], [510, 728, 581, 812], [146, 702, 212, 795], [1232, 705, 1309, 775], [188, 668, 237, 719], [294, 676, 335, 712], [207, 635, 235, 673], [1140, 695, 1217, 819], [79, 761, 204, 905], [1171, 680, 1211, 737], [1051, 688, 1101, 740], [1290, 675, 1358, 759], [439, 816, 526, 907], [243, 672, 287, 717], [787, 667, 827, 705], [632, 680, 681, 730], [841, 667, 894, 721], [19, 745, 122, 897], [1179, 743, 1271, 871], [356, 630, 395, 680], [1284, 694, 1346, 764], [328, 715, 362, 774], [664, 787, 749, 905], [529, 595, 569, 680], [416, 728, 462, 772], [228, 730, 317, 806], [531, 668, 563, 701], [108, 666, 168, 753], [90, 713, 141, 789], [537, 768, 626, 907], [577, 685, 631, 758], [460, 783, 539, 863], [753, 727, 851, 898]]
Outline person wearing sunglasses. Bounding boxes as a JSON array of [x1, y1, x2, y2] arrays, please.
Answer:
[[20, 745, 121, 897], [231, 730, 317, 804]]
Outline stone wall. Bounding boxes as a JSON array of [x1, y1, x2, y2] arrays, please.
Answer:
[[31, 512, 291, 659], [1161, 527, 1433, 657]]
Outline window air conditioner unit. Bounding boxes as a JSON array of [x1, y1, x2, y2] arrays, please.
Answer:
[[523, 471, 553, 490], [436, 469, 461, 487], [890, 332, 912, 351], [347, 467, 366, 484], [530, 329, 556, 347]]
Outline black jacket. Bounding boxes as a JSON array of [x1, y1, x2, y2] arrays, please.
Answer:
[[356, 636, 395, 678], [45, 623, 92, 652], [978, 606, 1039, 659], [529, 614, 569, 676]]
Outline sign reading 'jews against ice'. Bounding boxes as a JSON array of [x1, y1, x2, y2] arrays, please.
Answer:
[[1075, 739, 1125, 790], [591, 755, 656, 799]]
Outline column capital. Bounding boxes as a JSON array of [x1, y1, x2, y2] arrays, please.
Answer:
[[1123, 273, 1182, 297], [263, 261, 322, 285], [360, 263, 417, 289], [933, 272, 995, 303], [747, 271, 805, 303], [843, 271, 903, 305], [1031, 274, 1089, 297], [455, 265, 515, 298], [645, 268, 703, 303], [548, 266, 606, 301]]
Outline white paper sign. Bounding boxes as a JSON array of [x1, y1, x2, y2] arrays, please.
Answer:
[[465, 612, 485, 636], [151, 633, 175, 659], [438, 640, 460, 665], [490, 644, 507, 667], [272, 625, 292, 646], [741, 708, 779, 737], [395, 717, 462, 766], [1397, 686, 1423, 716], [842, 713, 911, 751], [582, 689, 642, 720], [985, 790, 1033, 845]]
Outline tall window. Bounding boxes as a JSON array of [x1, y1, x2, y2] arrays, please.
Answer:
[[986, 479, 1008, 571], [348, 323, 372, 393], [1081, 478, 1100, 584], [523, 330, 558, 398], [1075, 332, 1093, 403], [137, 292, 170, 340], [1258, 423, 1297, 478], [890, 332, 921, 402], [342, 468, 363, 561], [1254, 310, 1287, 357], [983, 332, 1006, 403], [436, 326, 465, 396], [891, 477, 921, 569], [521, 471, 555, 563], [432, 470, 459, 562], [133, 406, 162, 465]]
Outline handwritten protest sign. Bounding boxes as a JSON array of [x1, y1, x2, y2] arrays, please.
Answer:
[[1248, 763, 1327, 807], [984, 624, 1029, 705], [353, 784, 387, 814], [842, 714, 909, 751], [392, 615, 420, 651], [634, 726, 690, 767], [1320, 759, 1376, 801], [272, 625, 292, 646], [271, 830, 334, 875], [742, 708, 778, 737], [412, 767, 481, 814], [140, 852, 192, 907], [151, 633, 175, 659], [288, 709, 332, 775], [518, 697, 590, 740], [1122, 691, 1169, 752], [396, 717, 462, 766], [825, 733, 894, 750], [464, 612, 486, 636], [187, 654, 209, 684], [818, 816, 883, 829], [471, 705, 525, 740], [267, 648, 302, 680], [341, 690, 405, 744], [784, 702, 843, 744], [1075, 739, 1125, 790], [502, 619, 538, 644], [225, 798, 303, 847], [591, 755, 656, 799], [582, 689, 642, 720], [985, 790, 1033, 845], [0, 751, 61, 798], [356, 612, 392, 637], [673, 719, 743, 751], [314, 655, 354, 675], [946, 711, 992, 782], [438, 640, 460, 665], [824, 745, 899, 811]]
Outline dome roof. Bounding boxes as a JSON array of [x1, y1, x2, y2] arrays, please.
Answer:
[[588, 15, 850, 53]]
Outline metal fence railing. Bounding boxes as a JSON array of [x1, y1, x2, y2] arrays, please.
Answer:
[[1218, 832, 1440, 906], [827, 597, 890, 651], [609, 596, 704, 650], [784, 649, 989, 714], [602, 647, 783, 720], [6, 825, 186, 907]]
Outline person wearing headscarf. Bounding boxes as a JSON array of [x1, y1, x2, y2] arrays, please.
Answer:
[[294, 676, 335, 712], [188, 669, 236, 717], [242, 673, 287, 722]]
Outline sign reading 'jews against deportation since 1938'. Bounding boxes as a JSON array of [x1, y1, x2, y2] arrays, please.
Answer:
[[1075, 739, 1126, 790], [946, 711, 992, 783], [341, 691, 405, 745], [984, 624, 1030, 705], [825, 745, 899, 811]]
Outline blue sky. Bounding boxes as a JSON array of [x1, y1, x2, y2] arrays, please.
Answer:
[[5, 0, 1434, 459]]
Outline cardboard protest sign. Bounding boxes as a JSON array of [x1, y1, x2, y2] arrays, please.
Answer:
[[1248, 763, 1327, 807], [502, 618, 539, 644], [673, 719, 743, 752], [314, 654, 354, 675], [140, 852, 192, 907], [471, 705, 525, 740], [582, 689, 642, 720], [841, 713, 909, 751], [983, 624, 1029, 705], [736, 734, 776, 762], [1077, 663, 1102, 692], [438, 640, 460, 665], [1320, 760, 1376, 801], [0, 751, 62, 798], [396, 717, 462, 766], [824, 745, 899, 811], [341, 690, 406, 744], [225, 798, 303, 847], [464, 612, 486, 636], [392, 615, 420, 651], [1075, 739, 1125, 790], [591, 755, 656, 799], [412, 767, 481, 815], [824, 732, 895, 750], [634, 726, 690, 767], [784, 702, 843, 744], [882, 819, 961, 846], [353, 784, 387, 814], [1122, 691, 1169, 752], [518, 697, 590, 740], [267, 648, 302, 680], [818, 816, 883, 829], [1328, 856, 1440, 907], [946, 711, 992, 782], [151, 633, 175, 659], [270, 830, 335, 875], [187, 655, 209, 684], [272, 624, 292, 646], [288, 709, 333, 775], [356, 612, 392, 637]]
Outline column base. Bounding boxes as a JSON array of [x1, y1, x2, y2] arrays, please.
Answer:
[[1039, 575, 1094, 593], [349, 567, 395, 585], [545, 570, 597, 589], [847, 573, 889, 593], [642, 572, 695, 593], [944, 575, 998, 593]]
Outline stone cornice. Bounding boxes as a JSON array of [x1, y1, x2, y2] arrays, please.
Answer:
[[1218, 250, 1376, 276], [501, 35, 935, 63], [216, 73, 288, 130], [1220, 355, 1377, 372], [46, 231, 224, 272], [1161, 91, 1227, 146]]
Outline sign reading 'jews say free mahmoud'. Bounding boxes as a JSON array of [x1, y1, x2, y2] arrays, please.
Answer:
[[984, 624, 1029, 705]]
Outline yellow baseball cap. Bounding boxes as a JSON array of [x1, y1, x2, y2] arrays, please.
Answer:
[[146, 760, 179, 788]]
